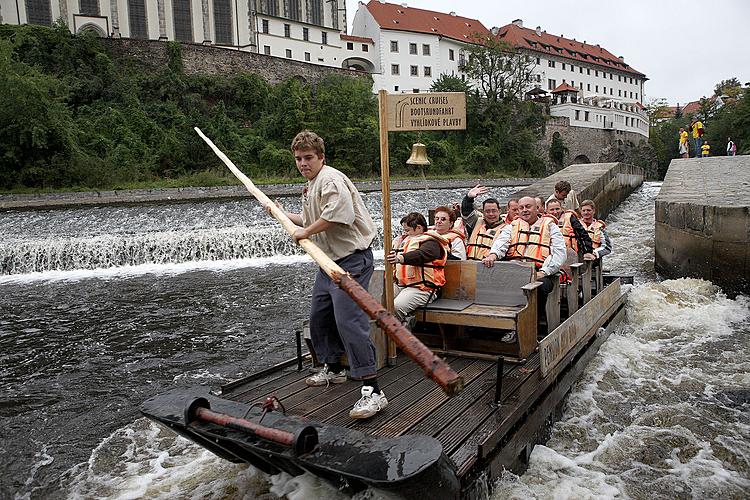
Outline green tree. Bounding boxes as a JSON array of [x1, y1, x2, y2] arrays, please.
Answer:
[[464, 35, 536, 103]]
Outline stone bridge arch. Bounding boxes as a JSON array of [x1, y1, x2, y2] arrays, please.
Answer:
[[538, 116, 650, 173]]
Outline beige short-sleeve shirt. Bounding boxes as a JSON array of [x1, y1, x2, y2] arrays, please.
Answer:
[[302, 165, 376, 261]]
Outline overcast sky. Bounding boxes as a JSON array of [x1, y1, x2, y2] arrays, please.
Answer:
[[345, 0, 750, 105]]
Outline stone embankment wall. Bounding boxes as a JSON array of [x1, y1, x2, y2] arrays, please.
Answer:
[[0, 178, 533, 211], [655, 156, 750, 296], [511, 162, 644, 219], [103, 39, 368, 85], [539, 117, 657, 179]]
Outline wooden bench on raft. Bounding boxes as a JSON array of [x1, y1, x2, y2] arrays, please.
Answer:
[[413, 260, 561, 360], [563, 258, 603, 315]]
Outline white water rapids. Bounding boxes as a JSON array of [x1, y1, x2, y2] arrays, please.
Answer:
[[3, 183, 749, 499]]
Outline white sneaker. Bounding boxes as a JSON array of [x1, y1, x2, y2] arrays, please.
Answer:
[[349, 386, 388, 419], [305, 365, 347, 387]]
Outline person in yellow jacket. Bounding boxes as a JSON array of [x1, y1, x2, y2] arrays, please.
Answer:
[[701, 140, 711, 157], [691, 118, 704, 158], [387, 212, 449, 322], [679, 127, 689, 158]]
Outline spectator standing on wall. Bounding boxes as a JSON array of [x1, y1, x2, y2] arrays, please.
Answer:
[[690, 118, 705, 158], [727, 137, 737, 156], [679, 127, 689, 158], [701, 140, 711, 157]]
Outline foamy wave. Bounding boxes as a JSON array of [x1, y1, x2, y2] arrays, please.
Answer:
[[0, 255, 313, 284], [492, 278, 750, 499]]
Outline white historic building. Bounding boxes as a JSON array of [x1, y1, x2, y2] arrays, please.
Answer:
[[496, 19, 649, 138], [350, 0, 485, 93]]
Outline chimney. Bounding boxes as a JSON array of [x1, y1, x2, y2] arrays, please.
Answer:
[[535, 26, 541, 36], [512, 19, 523, 28], [618, 55, 625, 61], [449, 11, 456, 16], [491, 26, 499, 36]]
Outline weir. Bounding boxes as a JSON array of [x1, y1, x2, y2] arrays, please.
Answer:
[[655, 156, 750, 296], [510, 162, 644, 217]]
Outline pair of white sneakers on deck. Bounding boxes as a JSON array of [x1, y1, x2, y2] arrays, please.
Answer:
[[304, 365, 388, 419]]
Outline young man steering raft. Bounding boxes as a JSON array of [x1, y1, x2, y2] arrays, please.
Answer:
[[273, 130, 387, 419]]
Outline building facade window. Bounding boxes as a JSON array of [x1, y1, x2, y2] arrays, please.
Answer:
[[127, 0, 147, 38], [587, 68, 591, 75], [570, 64, 574, 72], [585, 111, 590, 121], [391, 64, 399, 75], [263, 45, 271, 55], [548, 60, 555, 68], [449, 49, 454, 60], [261, 19, 269, 33], [575, 110, 580, 120], [579, 66, 583, 73], [321, 32, 327, 44], [287, 0, 300, 21], [26, 0, 52, 25], [284, 24, 290, 37], [80, 0, 100, 15], [305, 52, 311, 61], [286, 49, 292, 58], [562, 63, 566, 70], [259, 0, 278, 16], [303, 27, 309, 41], [410, 65, 418, 76], [424, 66, 431, 77], [390, 40, 398, 52], [422, 44, 430, 55], [409, 43, 417, 54], [535, 57, 540, 64], [346, 42, 353, 50], [587, 83, 591, 91], [548, 79, 556, 90], [394, 86, 399, 91], [172, 0, 192, 42], [214, 0, 233, 44], [362, 44, 368, 52], [309, 0, 323, 26], [595, 70, 598, 77]]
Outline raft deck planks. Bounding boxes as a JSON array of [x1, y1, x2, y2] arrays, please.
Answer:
[[221, 351, 550, 481]]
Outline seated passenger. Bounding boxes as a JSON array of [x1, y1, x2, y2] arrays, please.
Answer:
[[450, 202, 466, 237], [433, 205, 466, 260], [546, 180, 580, 212], [579, 199, 612, 266], [545, 199, 595, 260], [386, 212, 449, 322], [461, 185, 514, 260], [481, 196, 566, 299]]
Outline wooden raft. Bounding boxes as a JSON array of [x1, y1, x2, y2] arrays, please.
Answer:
[[221, 278, 626, 487]]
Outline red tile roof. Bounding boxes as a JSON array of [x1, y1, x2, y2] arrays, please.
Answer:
[[340, 34, 374, 44], [364, 1, 490, 44], [667, 101, 701, 117], [552, 83, 579, 93], [495, 23, 646, 78]]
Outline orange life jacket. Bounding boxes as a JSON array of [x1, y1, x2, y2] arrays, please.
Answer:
[[394, 231, 449, 291], [466, 218, 505, 260], [505, 216, 556, 269], [582, 219, 606, 248], [557, 210, 579, 253]]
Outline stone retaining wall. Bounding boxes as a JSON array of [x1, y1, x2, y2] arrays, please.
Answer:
[[102, 39, 368, 85], [509, 162, 644, 219], [0, 178, 534, 211], [655, 156, 750, 295]]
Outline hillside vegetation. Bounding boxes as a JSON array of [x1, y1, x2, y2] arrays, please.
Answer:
[[0, 23, 547, 191]]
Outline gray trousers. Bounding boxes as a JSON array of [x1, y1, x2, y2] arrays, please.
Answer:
[[309, 248, 376, 378]]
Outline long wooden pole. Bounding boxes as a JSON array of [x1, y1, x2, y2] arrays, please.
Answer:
[[194, 127, 464, 397], [377, 90, 398, 366]]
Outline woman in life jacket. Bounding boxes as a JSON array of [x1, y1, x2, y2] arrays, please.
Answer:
[[579, 199, 612, 266], [387, 212, 449, 322], [545, 198, 595, 283], [432, 205, 466, 260]]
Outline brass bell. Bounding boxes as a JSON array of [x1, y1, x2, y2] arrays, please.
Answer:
[[406, 142, 430, 166]]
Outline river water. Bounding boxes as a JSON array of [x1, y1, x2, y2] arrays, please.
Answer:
[[1, 183, 748, 499]]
